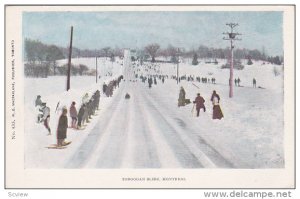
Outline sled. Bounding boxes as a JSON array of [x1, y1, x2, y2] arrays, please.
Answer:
[[76, 127, 86, 130], [185, 99, 191, 105], [63, 141, 72, 146], [125, 93, 130, 99], [258, 86, 266, 89], [46, 145, 67, 149], [46, 141, 72, 149]]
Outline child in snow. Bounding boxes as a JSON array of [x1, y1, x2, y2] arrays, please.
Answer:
[[69, 101, 78, 129]]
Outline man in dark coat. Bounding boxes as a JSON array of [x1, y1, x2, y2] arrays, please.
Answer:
[[253, 78, 256, 88], [210, 90, 224, 120], [103, 83, 107, 95], [148, 78, 153, 88], [193, 93, 206, 117], [237, 78, 241, 86], [57, 107, 68, 146], [77, 104, 85, 128]]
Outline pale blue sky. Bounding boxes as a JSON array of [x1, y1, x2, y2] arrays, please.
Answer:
[[23, 11, 283, 56]]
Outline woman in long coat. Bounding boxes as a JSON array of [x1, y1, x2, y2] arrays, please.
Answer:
[[57, 107, 68, 146], [210, 90, 224, 120]]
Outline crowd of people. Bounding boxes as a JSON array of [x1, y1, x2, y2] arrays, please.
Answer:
[[102, 75, 123, 97], [34, 58, 259, 147], [35, 75, 124, 147]]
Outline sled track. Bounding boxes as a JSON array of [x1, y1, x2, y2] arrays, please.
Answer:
[[95, 94, 130, 168], [65, 83, 126, 168], [139, 85, 234, 168], [131, 93, 161, 168]]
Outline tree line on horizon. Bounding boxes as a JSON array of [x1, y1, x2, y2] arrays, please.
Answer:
[[24, 38, 284, 77]]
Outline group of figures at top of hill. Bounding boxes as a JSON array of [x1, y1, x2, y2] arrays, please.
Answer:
[[178, 87, 224, 120], [34, 75, 123, 148]]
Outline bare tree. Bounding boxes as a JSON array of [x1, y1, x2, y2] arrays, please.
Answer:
[[102, 47, 111, 59], [145, 43, 160, 62]]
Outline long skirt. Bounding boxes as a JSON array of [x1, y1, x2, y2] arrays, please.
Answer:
[[213, 105, 224, 119]]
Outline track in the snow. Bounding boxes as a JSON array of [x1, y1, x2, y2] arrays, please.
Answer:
[[65, 80, 233, 168]]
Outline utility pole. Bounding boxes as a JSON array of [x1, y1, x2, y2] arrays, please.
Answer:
[[66, 26, 73, 91], [223, 23, 241, 98], [177, 48, 180, 84], [95, 56, 98, 83]]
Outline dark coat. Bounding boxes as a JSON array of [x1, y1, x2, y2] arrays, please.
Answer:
[[57, 115, 68, 139], [193, 96, 205, 109], [211, 93, 223, 119], [78, 106, 85, 119]]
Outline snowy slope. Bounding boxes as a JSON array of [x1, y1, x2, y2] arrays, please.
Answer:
[[24, 56, 284, 169]]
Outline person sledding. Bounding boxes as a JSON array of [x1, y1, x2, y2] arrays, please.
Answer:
[[210, 90, 224, 120], [56, 107, 70, 147], [193, 93, 206, 117]]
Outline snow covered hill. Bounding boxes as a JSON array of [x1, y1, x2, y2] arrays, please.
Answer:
[[24, 56, 284, 169]]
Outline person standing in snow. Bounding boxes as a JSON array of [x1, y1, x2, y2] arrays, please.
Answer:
[[193, 93, 206, 117], [41, 103, 51, 135], [178, 86, 186, 107], [77, 104, 85, 129], [237, 78, 241, 86], [35, 95, 44, 123], [35, 95, 43, 107], [253, 78, 256, 88], [82, 93, 89, 104], [103, 83, 107, 95], [69, 101, 78, 129], [148, 77, 153, 88], [210, 90, 224, 120], [94, 90, 100, 110], [57, 107, 68, 147]]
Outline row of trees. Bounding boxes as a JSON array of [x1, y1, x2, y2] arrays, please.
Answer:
[[24, 39, 284, 77], [25, 39, 92, 77], [24, 62, 90, 78], [142, 43, 283, 65], [25, 38, 283, 64]]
